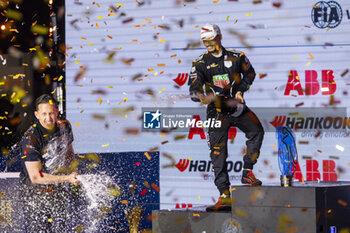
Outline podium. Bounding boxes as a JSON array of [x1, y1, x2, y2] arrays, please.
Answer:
[[152, 182, 350, 233]]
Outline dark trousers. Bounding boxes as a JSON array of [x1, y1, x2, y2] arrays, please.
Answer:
[[20, 184, 68, 233], [207, 105, 264, 194]]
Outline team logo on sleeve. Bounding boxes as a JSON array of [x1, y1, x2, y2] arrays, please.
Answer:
[[212, 74, 230, 88], [191, 66, 196, 73]]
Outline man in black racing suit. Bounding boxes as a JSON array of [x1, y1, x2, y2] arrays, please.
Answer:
[[188, 23, 264, 211]]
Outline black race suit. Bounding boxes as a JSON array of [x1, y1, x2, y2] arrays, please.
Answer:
[[188, 47, 264, 194]]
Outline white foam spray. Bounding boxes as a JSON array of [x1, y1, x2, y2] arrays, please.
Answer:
[[77, 173, 119, 232]]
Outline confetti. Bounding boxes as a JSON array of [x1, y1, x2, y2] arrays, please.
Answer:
[[305, 61, 311, 66], [101, 143, 110, 147], [193, 213, 200, 216], [31, 25, 49, 35], [226, 16, 230, 21], [160, 134, 167, 137], [151, 183, 160, 192], [259, 73, 267, 79], [336, 145, 344, 152], [140, 189, 147, 195], [245, 13, 252, 16], [213, 0, 219, 3], [158, 39, 166, 43], [76, 122, 79, 127], [144, 152, 151, 160], [309, 53, 314, 59]]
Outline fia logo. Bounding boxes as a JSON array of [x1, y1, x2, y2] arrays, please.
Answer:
[[311, 1, 342, 29], [143, 110, 161, 129]]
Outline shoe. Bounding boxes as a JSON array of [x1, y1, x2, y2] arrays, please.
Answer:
[[241, 169, 262, 186], [206, 193, 232, 212]]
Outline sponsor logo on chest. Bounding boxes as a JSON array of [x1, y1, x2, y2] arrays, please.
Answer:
[[212, 74, 230, 88]]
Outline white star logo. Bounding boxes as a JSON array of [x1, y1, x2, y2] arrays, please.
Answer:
[[150, 110, 161, 122]]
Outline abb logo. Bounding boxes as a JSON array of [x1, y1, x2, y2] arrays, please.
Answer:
[[293, 160, 337, 181], [284, 70, 336, 96], [175, 203, 193, 209], [187, 115, 237, 140]]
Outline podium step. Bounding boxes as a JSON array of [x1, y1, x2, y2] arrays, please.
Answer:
[[153, 182, 350, 233]]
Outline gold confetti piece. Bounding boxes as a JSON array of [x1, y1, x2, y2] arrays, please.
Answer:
[[96, 97, 102, 102], [230, 188, 236, 191], [119, 138, 126, 141], [76, 123, 79, 127], [312, 5, 318, 8], [226, 16, 229, 21], [29, 48, 36, 51], [51, 89, 56, 94], [81, 37, 87, 40], [144, 181, 150, 188], [102, 143, 110, 147], [158, 39, 166, 43], [170, 54, 177, 57], [293, 56, 297, 60], [306, 61, 311, 66], [107, 35, 113, 39], [31, 25, 49, 35], [5, 9, 23, 21], [245, 13, 252, 16], [197, 196, 200, 199], [116, 3, 122, 6], [121, 200, 128, 204], [193, 213, 200, 216], [125, 114, 127, 119], [97, 16, 104, 19], [286, 227, 298, 233], [88, 43, 94, 46], [75, 59, 79, 64], [58, 75, 63, 81], [235, 208, 248, 218], [157, 64, 165, 67], [144, 152, 151, 160], [13, 73, 25, 79], [309, 53, 314, 59], [272, 145, 276, 150], [148, 68, 154, 71], [160, 134, 167, 137], [213, 0, 219, 3]]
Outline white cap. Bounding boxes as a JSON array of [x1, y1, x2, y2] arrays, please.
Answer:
[[200, 23, 221, 40]]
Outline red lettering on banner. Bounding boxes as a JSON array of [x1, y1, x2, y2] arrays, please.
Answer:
[[284, 70, 336, 96], [306, 160, 321, 181], [323, 160, 338, 181], [284, 70, 304, 96], [188, 115, 206, 139], [292, 161, 304, 182], [322, 70, 336, 95], [305, 70, 320, 95], [175, 203, 193, 209]]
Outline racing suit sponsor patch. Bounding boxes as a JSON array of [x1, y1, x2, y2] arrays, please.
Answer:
[[213, 74, 229, 88]]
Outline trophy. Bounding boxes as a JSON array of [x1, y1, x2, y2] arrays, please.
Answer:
[[124, 206, 144, 233], [276, 126, 298, 187]]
